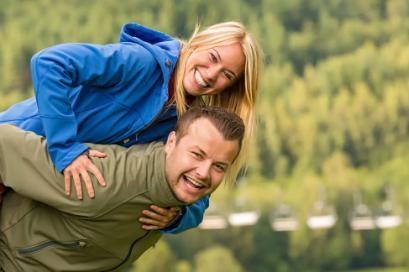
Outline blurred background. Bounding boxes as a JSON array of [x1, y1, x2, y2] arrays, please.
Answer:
[[1, 0, 409, 271]]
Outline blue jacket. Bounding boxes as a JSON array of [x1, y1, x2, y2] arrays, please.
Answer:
[[0, 23, 208, 234]]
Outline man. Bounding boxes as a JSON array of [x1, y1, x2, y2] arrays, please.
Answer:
[[0, 107, 244, 271]]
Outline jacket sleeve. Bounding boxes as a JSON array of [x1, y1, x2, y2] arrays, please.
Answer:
[[31, 43, 154, 172], [161, 196, 209, 234], [0, 124, 90, 215], [0, 124, 138, 217]]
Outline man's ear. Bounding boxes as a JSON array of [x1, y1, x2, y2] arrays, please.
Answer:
[[165, 131, 177, 153]]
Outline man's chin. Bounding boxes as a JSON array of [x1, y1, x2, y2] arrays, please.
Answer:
[[177, 197, 198, 205], [173, 183, 208, 204], [175, 192, 203, 205]]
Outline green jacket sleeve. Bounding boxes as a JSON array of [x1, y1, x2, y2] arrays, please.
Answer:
[[0, 124, 144, 217]]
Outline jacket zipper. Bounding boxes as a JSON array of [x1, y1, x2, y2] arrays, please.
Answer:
[[17, 240, 86, 255], [103, 231, 151, 272]]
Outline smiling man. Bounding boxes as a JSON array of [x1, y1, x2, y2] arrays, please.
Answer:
[[0, 106, 244, 271], [165, 113, 240, 204]]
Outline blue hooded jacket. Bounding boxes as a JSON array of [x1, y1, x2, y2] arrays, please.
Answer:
[[0, 23, 208, 234]]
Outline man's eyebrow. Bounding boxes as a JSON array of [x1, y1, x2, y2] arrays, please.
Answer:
[[196, 146, 207, 156], [194, 145, 230, 166], [212, 48, 238, 80]]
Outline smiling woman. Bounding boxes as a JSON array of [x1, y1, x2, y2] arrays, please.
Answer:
[[182, 43, 245, 96]]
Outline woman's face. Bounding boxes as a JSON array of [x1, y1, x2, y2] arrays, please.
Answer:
[[183, 43, 245, 96]]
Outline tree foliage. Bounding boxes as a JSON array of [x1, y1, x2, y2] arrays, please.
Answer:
[[1, 0, 409, 270]]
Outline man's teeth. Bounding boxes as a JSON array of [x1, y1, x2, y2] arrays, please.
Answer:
[[186, 176, 206, 188], [194, 70, 208, 88]]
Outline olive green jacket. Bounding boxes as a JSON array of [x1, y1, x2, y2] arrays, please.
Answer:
[[0, 124, 185, 271]]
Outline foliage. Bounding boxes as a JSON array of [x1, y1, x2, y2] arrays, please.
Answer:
[[1, 0, 409, 270], [193, 245, 244, 272]]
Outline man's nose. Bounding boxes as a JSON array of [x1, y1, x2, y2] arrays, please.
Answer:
[[195, 162, 211, 180]]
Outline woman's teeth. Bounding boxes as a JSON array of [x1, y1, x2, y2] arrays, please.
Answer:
[[194, 70, 209, 88]]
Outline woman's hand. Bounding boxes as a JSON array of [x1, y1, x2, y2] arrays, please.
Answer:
[[139, 205, 182, 230], [63, 150, 107, 200]]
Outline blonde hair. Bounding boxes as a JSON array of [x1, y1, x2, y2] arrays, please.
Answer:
[[172, 21, 262, 185]]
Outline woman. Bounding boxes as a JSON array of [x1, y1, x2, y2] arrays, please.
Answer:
[[0, 21, 262, 233]]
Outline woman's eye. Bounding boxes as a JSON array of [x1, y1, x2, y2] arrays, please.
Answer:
[[210, 53, 217, 63], [224, 71, 233, 80]]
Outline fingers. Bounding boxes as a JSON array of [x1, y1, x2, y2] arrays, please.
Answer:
[[73, 171, 83, 200], [87, 163, 106, 187], [80, 170, 95, 199], [139, 205, 181, 230], [149, 205, 170, 215], [63, 153, 106, 200], [140, 218, 167, 230], [142, 209, 166, 221], [150, 205, 181, 215], [88, 150, 107, 158], [64, 171, 71, 196]]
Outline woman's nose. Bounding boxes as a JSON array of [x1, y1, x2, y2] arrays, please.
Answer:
[[205, 65, 222, 82]]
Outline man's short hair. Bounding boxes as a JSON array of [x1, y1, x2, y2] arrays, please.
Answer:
[[175, 106, 245, 150]]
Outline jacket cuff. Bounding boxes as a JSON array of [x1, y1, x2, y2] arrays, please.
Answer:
[[52, 144, 90, 172], [160, 206, 186, 232]]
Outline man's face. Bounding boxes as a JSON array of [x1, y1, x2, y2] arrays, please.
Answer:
[[165, 118, 240, 204]]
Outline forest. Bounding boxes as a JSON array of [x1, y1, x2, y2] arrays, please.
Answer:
[[1, 0, 409, 271]]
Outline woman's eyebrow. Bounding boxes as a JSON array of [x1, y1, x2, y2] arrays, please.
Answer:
[[213, 48, 239, 79]]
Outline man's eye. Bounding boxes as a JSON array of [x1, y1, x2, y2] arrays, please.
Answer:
[[214, 164, 226, 172], [192, 152, 203, 159]]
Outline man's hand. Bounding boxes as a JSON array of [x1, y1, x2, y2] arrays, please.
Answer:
[[139, 205, 182, 230], [63, 150, 107, 200]]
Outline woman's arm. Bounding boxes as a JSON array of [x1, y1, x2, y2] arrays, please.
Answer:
[[31, 43, 155, 198], [32, 43, 150, 172]]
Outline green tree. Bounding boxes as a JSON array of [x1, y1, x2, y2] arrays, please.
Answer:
[[131, 240, 176, 272], [194, 245, 244, 272]]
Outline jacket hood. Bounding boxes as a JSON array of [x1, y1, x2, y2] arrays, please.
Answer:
[[119, 23, 180, 75]]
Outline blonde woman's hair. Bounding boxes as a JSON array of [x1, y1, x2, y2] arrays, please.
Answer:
[[172, 21, 262, 185]]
